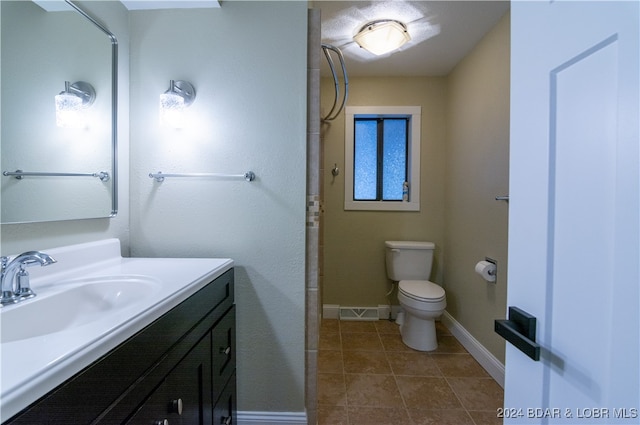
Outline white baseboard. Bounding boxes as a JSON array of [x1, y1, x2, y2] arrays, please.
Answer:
[[322, 304, 340, 319], [237, 411, 307, 425], [441, 311, 505, 388], [376, 304, 404, 320]]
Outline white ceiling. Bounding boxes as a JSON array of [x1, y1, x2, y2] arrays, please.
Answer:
[[316, 1, 510, 77], [43, 0, 506, 77]]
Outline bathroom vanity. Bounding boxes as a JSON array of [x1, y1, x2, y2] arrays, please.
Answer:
[[0, 239, 236, 424]]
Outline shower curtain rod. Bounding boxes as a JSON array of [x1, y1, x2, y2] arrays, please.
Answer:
[[322, 43, 349, 121]]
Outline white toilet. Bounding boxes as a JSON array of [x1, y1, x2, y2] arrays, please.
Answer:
[[385, 241, 446, 351]]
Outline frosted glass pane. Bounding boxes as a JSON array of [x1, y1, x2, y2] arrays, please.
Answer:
[[382, 119, 407, 200], [354, 120, 377, 200]]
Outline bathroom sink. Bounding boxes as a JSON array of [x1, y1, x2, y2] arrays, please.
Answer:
[[0, 275, 161, 343], [1, 239, 235, 423]]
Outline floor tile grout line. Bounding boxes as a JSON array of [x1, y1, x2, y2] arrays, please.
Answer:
[[440, 372, 476, 422], [380, 326, 418, 425], [319, 319, 503, 425]]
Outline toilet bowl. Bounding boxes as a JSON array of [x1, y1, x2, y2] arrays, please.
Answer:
[[397, 280, 446, 351], [385, 241, 447, 351]]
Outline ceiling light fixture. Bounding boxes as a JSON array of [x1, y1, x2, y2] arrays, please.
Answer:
[[353, 19, 411, 56]]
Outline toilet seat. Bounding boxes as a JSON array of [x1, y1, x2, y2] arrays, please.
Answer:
[[399, 280, 445, 303]]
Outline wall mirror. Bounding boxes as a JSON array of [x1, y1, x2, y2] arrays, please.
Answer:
[[1, 0, 117, 224]]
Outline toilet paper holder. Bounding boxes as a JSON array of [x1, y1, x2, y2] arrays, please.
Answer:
[[477, 257, 497, 283], [485, 257, 496, 273]]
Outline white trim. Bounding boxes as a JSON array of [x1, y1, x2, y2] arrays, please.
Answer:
[[322, 304, 340, 319], [377, 304, 404, 321], [344, 106, 421, 211], [237, 411, 307, 425], [377, 304, 391, 321], [441, 311, 505, 388]]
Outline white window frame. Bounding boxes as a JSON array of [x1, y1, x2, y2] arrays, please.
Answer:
[[344, 106, 421, 211]]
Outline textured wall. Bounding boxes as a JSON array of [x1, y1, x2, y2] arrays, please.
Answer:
[[128, 2, 308, 413], [322, 77, 448, 307], [444, 12, 510, 363]]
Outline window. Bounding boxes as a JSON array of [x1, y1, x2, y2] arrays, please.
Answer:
[[345, 106, 421, 211], [354, 117, 408, 201]]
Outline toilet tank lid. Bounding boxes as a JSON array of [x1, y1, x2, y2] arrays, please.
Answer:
[[385, 241, 435, 250]]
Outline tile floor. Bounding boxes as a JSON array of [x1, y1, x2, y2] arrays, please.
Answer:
[[318, 319, 504, 425]]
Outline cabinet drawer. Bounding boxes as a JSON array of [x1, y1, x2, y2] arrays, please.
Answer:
[[212, 306, 236, 404]]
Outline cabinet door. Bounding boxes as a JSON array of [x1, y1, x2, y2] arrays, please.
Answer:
[[213, 373, 236, 425], [127, 335, 212, 425], [211, 306, 236, 404]]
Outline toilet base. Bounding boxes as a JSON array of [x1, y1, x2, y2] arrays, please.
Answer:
[[400, 313, 438, 351]]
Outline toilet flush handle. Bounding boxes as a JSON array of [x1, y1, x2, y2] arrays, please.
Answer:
[[391, 249, 400, 253]]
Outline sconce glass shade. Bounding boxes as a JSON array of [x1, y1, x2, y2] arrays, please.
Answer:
[[160, 80, 196, 129], [55, 81, 95, 128], [55, 93, 84, 128], [354, 19, 411, 56], [159, 92, 186, 128]]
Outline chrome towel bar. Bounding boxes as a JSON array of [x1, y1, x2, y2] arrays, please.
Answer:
[[149, 171, 256, 183], [3, 169, 110, 182]]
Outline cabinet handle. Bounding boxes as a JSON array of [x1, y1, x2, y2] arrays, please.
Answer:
[[171, 398, 183, 415], [155, 420, 169, 425], [221, 416, 232, 425], [220, 346, 231, 355]]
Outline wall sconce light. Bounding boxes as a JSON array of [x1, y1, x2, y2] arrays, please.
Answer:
[[354, 19, 411, 56], [55, 81, 96, 128], [159, 80, 196, 128]]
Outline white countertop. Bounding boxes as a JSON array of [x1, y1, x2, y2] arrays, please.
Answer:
[[0, 239, 233, 422]]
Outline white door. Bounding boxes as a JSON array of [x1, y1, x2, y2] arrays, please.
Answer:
[[504, 1, 639, 424]]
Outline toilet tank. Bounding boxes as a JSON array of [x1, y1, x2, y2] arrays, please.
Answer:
[[385, 241, 435, 281]]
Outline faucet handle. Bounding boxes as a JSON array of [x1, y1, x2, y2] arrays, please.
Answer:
[[0, 251, 54, 306], [16, 265, 35, 299]]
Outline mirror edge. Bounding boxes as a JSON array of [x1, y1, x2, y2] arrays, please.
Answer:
[[65, 0, 119, 219]]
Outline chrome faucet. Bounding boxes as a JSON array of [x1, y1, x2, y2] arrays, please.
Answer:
[[1, 251, 56, 306]]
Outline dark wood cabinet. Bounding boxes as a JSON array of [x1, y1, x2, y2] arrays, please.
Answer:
[[213, 373, 236, 425], [5, 269, 236, 425], [127, 333, 212, 425]]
